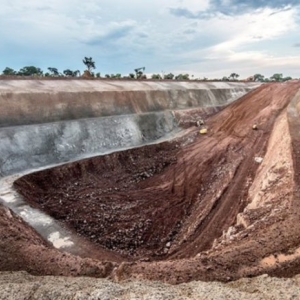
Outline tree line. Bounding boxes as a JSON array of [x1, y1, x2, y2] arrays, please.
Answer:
[[0, 57, 294, 82]]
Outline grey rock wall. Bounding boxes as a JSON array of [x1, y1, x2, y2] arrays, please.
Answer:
[[0, 80, 261, 176], [0, 111, 177, 176]]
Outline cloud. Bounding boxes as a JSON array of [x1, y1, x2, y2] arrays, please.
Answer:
[[269, 6, 293, 15], [207, 6, 298, 52], [169, 0, 300, 20], [169, 7, 216, 19], [170, 5, 300, 78], [183, 29, 196, 34], [210, 0, 300, 12], [86, 21, 137, 46], [0, 0, 299, 78]]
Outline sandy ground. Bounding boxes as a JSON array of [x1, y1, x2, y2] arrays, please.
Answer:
[[1, 271, 300, 300], [0, 81, 296, 287]]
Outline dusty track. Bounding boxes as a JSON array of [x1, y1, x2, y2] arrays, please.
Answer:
[[3, 81, 300, 283]]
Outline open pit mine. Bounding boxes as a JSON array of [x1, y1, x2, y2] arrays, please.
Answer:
[[1, 79, 300, 299]]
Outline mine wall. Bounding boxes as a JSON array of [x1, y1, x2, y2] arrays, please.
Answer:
[[0, 80, 259, 176], [0, 80, 257, 127]]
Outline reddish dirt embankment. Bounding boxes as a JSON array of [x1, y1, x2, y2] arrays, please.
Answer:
[[3, 81, 300, 283]]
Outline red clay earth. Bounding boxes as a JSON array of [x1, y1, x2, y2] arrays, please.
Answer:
[[2, 81, 300, 283]]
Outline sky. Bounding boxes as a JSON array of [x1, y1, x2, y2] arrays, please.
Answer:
[[0, 0, 300, 79]]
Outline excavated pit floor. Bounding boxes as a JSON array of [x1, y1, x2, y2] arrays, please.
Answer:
[[2, 81, 300, 285]]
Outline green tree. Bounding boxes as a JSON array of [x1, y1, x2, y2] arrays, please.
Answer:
[[18, 66, 43, 76], [283, 76, 292, 82], [96, 72, 101, 78], [229, 73, 239, 80], [151, 74, 162, 80], [48, 67, 59, 76], [63, 69, 80, 77], [63, 69, 73, 77], [175, 74, 189, 80], [134, 67, 145, 79], [270, 73, 283, 82], [2, 67, 16, 75], [83, 57, 96, 72], [253, 74, 265, 82], [109, 73, 122, 79], [222, 76, 229, 81], [164, 73, 174, 80]]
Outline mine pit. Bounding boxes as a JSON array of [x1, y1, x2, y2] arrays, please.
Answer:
[[2, 80, 300, 285], [14, 142, 181, 259]]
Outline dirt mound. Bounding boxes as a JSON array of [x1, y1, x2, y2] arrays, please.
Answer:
[[2, 81, 300, 284]]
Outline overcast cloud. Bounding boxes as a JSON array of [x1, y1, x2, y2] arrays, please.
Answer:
[[0, 0, 300, 78]]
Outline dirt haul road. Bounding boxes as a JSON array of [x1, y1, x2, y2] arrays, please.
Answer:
[[2, 81, 300, 284]]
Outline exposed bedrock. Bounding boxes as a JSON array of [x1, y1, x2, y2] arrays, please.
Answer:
[[0, 111, 177, 176], [0, 80, 258, 176]]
